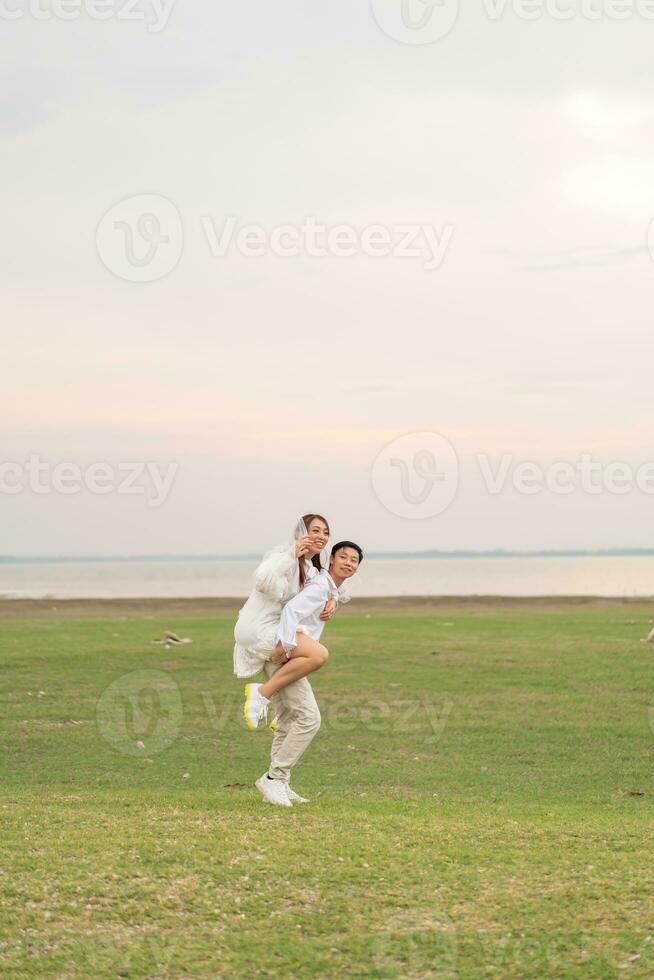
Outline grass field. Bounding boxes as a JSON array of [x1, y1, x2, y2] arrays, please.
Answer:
[[1, 597, 654, 978]]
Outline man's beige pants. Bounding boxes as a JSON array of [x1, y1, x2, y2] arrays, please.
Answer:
[[262, 661, 321, 782]]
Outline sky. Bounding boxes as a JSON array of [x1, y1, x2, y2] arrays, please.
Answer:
[[2, 1, 654, 556]]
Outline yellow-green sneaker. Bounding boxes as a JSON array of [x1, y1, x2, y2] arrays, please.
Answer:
[[243, 683, 270, 730]]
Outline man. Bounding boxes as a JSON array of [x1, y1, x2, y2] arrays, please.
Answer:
[[252, 540, 363, 808]]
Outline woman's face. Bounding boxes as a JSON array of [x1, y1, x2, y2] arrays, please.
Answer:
[[306, 519, 329, 556]]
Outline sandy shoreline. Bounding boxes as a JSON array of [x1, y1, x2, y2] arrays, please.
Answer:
[[0, 595, 652, 619]]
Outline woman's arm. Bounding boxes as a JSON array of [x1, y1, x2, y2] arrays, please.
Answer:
[[253, 537, 311, 602], [253, 548, 297, 602]]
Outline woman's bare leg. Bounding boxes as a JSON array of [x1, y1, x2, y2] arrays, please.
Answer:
[[259, 633, 328, 699]]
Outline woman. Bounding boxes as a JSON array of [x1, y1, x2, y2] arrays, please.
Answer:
[[233, 513, 347, 683]]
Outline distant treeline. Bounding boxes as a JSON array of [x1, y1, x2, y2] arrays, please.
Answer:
[[1, 549, 653, 564]]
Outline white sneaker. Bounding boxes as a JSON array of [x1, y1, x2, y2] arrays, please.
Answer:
[[243, 683, 270, 730], [255, 774, 293, 807], [285, 785, 309, 803]]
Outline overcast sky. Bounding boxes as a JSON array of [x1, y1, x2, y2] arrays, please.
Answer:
[[2, 1, 654, 556]]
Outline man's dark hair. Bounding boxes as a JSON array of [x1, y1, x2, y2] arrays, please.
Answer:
[[330, 540, 363, 563]]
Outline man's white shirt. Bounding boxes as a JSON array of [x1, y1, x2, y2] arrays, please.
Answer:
[[276, 570, 339, 654]]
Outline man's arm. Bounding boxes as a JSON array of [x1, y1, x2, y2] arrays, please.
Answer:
[[276, 578, 329, 656], [320, 596, 337, 621]]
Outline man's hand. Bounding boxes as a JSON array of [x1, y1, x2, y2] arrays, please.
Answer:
[[320, 597, 337, 621]]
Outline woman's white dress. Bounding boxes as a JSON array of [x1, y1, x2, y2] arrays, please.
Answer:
[[233, 545, 350, 678]]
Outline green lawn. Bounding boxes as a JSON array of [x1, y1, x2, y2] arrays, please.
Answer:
[[1, 599, 654, 978]]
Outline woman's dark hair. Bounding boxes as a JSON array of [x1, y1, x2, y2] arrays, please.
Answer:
[[330, 540, 363, 563], [298, 513, 330, 587]]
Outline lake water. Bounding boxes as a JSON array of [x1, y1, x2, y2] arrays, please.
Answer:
[[1, 556, 653, 599]]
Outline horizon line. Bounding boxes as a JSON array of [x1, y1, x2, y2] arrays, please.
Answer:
[[2, 548, 654, 564]]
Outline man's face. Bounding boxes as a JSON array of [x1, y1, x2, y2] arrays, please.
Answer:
[[329, 547, 360, 579]]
